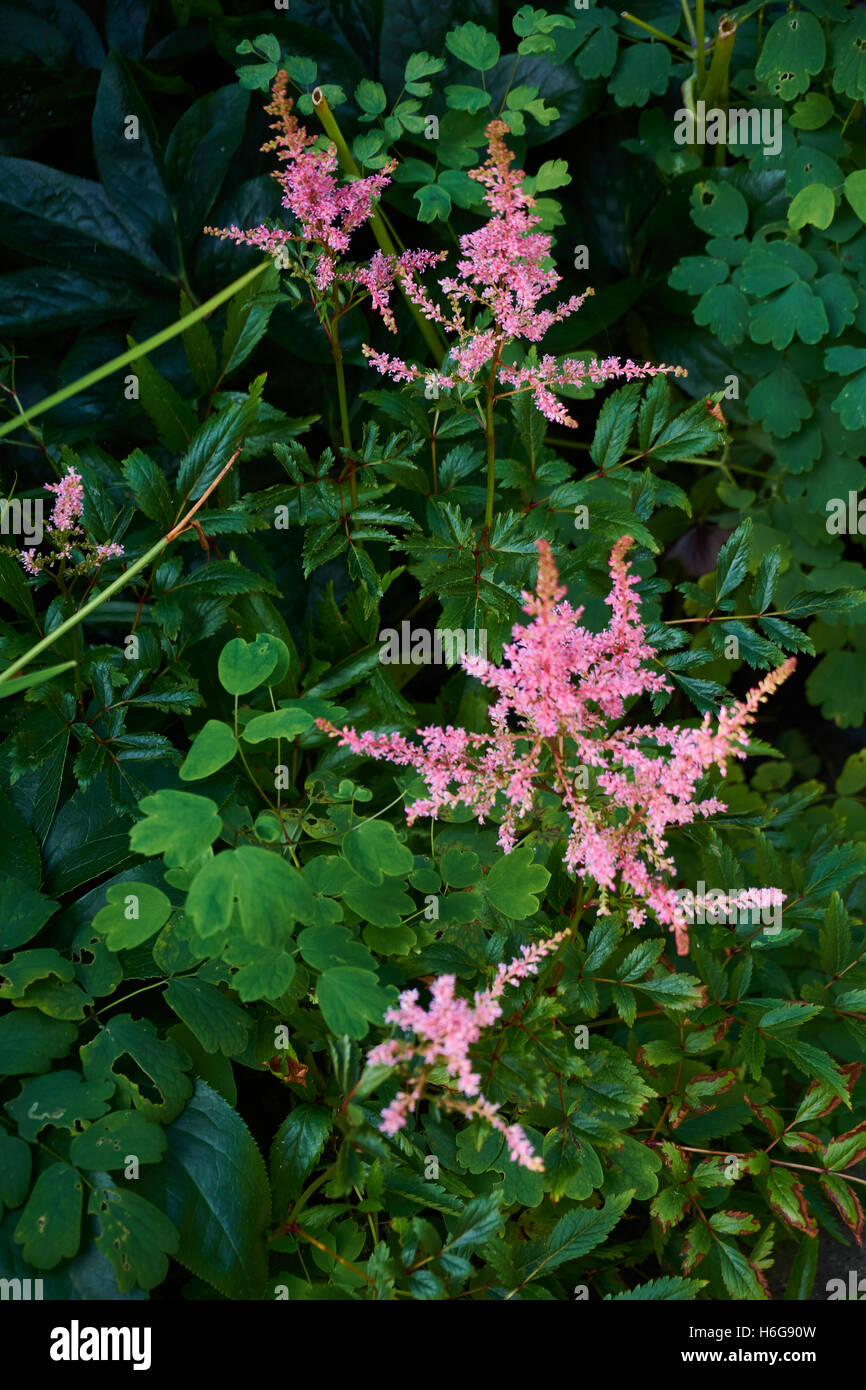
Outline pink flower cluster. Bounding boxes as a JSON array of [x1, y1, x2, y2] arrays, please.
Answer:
[[17, 467, 124, 577], [362, 120, 687, 425], [45, 466, 84, 530], [205, 72, 441, 325], [368, 932, 567, 1169], [319, 539, 794, 954]]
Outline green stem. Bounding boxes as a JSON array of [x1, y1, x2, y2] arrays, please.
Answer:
[[0, 263, 268, 441], [330, 318, 357, 507], [311, 88, 446, 364], [703, 13, 738, 165], [620, 12, 694, 54], [484, 374, 497, 530], [695, 0, 706, 92], [679, 0, 696, 44]]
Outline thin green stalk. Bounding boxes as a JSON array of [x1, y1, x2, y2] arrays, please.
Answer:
[[679, 0, 696, 44], [330, 317, 357, 508], [484, 375, 497, 530], [695, 0, 706, 91], [620, 12, 694, 54], [0, 263, 268, 441], [312, 88, 446, 364], [703, 13, 738, 164]]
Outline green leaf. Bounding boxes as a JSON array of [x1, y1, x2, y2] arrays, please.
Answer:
[[746, 367, 812, 438], [92, 53, 175, 272], [785, 1233, 818, 1299], [749, 281, 828, 350], [819, 1173, 863, 1241], [122, 448, 174, 528], [608, 43, 671, 107], [715, 1239, 767, 1299], [355, 78, 387, 116], [770, 1036, 850, 1102], [524, 1192, 631, 1278], [69, 1110, 167, 1170], [414, 183, 452, 222], [80, 1014, 193, 1123], [755, 11, 825, 99], [186, 847, 315, 945], [14, 1162, 83, 1269], [89, 1180, 179, 1292], [126, 339, 197, 451], [820, 893, 851, 976], [0, 785, 40, 888], [176, 375, 265, 500], [590, 382, 642, 470], [831, 11, 866, 101], [6, 1071, 114, 1140], [837, 751, 866, 796], [766, 1166, 817, 1237], [130, 789, 223, 870], [583, 915, 624, 970], [92, 881, 172, 951], [242, 707, 313, 743], [607, 1276, 707, 1300], [617, 940, 665, 983], [138, 1079, 270, 1299], [485, 848, 550, 919], [445, 22, 500, 72], [843, 170, 866, 224], [316, 968, 398, 1039], [690, 181, 749, 237], [343, 820, 414, 885], [0, 1012, 77, 1075], [218, 634, 279, 696], [789, 92, 834, 130], [298, 923, 377, 973], [0, 948, 72, 998], [163, 978, 249, 1056], [0, 1128, 31, 1212], [222, 941, 296, 1003], [404, 51, 446, 97], [788, 183, 835, 232], [715, 519, 751, 600], [179, 720, 238, 781], [270, 1104, 332, 1214], [444, 1193, 503, 1251], [542, 1131, 604, 1201], [824, 1122, 866, 1172]]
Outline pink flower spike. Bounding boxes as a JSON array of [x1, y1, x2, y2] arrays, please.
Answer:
[[44, 467, 84, 531], [320, 540, 794, 954]]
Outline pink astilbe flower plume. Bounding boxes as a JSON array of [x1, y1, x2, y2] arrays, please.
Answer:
[[204, 72, 441, 330], [318, 539, 794, 955], [367, 932, 567, 1169], [363, 120, 687, 425], [10, 467, 124, 578]]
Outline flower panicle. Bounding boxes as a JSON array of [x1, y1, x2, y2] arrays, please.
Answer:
[[367, 930, 567, 1168], [318, 538, 794, 955]]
